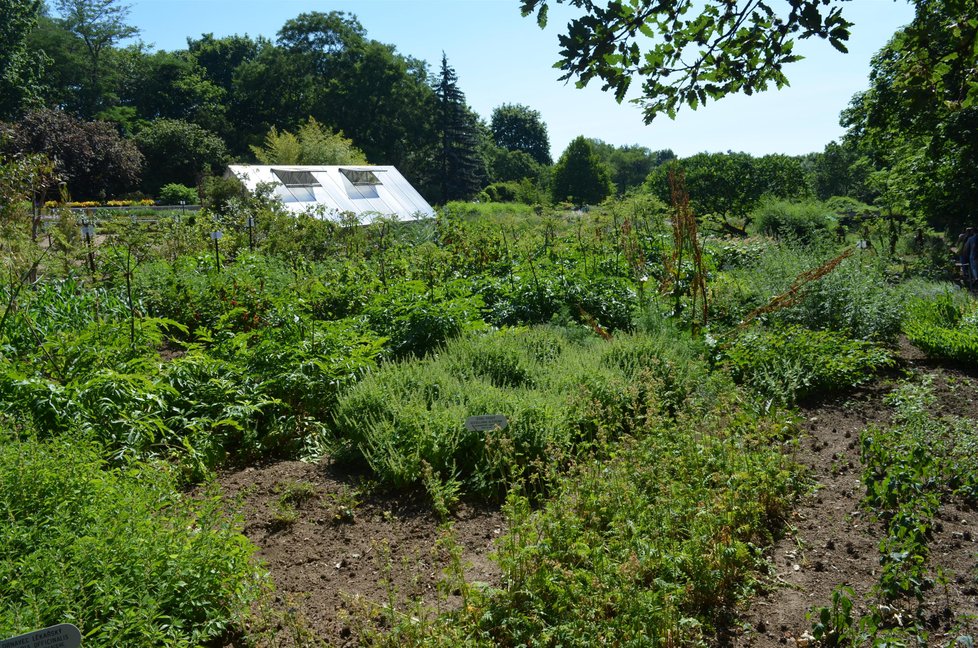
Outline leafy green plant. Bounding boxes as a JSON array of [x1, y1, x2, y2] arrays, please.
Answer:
[[333, 326, 712, 499], [270, 480, 318, 529], [752, 198, 834, 243], [375, 388, 801, 645], [158, 183, 198, 205], [842, 376, 978, 644], [0, 435, 266, 646], [810, 586, 857, 646], [904, 291, 978, 366], [363, 280, 487, 359], [714, 245, 902, 341], [721, 325, 894, 405]]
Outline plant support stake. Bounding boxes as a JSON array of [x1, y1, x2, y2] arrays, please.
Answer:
[[211, 230, 223, 271], [81, 221, 96, 274]]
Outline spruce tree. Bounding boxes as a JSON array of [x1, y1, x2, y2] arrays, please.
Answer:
[[434, 53, 484, 203]]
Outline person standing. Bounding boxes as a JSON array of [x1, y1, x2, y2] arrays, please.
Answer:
[[965, 227, 978, 289]]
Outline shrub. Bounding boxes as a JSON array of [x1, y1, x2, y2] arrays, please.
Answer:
[[332, 327, 710, 498], [483, 182, 520, 203], [717, 245, 903, 341], [373, 388, 801, 645], [721, 325, 894, 405], [362, 280, 488, 359], [0, 435, 265, 646], [782, 254, 903, 342], [903, 291, 978, 365], [199, 175, 249, 215], [752, 198, 834, 243], [158, 182, 198, 205]]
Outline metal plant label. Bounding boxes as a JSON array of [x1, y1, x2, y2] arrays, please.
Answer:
[[464, 414, 508, 432], [0, 623, 82, 648], [210, 231, 223, 240]]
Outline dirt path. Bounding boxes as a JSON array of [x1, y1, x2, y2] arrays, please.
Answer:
[[732, 341, 978, 646], [217, 461, 504, 647]]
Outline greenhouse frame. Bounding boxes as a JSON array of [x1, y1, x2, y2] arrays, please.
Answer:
[[226, 165, 435, 223]]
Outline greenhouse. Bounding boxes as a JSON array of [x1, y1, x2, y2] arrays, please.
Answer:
[[226, 165, 435, 223]]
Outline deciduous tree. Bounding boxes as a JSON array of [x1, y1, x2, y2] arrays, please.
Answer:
[[588, 139, 673, 196], [250, 117, 368, 165], [0, 0, 48, 118], [551, 135, 613, 205], [521, 0, 853, 122], [121, 50, 226, 134], [488, 147, 541, 183], [841, 1, 977, 229], [646, 152, 810, 234], [133, 118, 226, 196], [1, 108, 141, 199], [55, 0, 139, 116], [490, 103, 552, 165]]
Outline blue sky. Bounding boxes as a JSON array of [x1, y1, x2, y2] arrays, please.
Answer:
[[122, 0, 917, 160]]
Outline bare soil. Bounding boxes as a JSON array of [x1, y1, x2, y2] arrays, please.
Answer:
[[218, 338, 977, 647], [217, 461, 504, 646], [731, 338, 978, 646]]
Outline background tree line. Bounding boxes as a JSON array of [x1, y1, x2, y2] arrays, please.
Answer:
[[2, 0, 973, 233]]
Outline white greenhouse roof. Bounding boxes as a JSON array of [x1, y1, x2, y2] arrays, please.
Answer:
[[226, 165, 435, 223]]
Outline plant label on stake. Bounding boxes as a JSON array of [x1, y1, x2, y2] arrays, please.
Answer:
[[0, 623, 82, 648], [464, 414, 508, 432], [81, 222, 96, 273], [211, 230, 223, 271]]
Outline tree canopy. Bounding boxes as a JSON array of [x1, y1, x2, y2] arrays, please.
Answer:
[[1, 108, 142, 199], [521, 0, 853, 122], [551, 135, 613, 205], [55, 0, 139, 115], [133, 118, 226, 195], [490, 103, 552, 166], [840, 0, 977, 229], [1, 0, 48, 119], [646, 152, 810, 233], [588, 139, 673, 196], [249, 117, 368, 166]]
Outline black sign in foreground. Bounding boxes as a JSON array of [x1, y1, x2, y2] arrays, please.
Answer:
[[0, 624, 82, 648]]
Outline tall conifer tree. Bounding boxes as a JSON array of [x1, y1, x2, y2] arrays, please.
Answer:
[[434, 53, 483, 203]]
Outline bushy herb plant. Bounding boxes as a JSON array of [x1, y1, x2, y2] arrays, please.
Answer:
[[332, 326, 709, 499], [904, 291, 978, 366], [0, 434, 265, 646], [721, 325, 894, 405]]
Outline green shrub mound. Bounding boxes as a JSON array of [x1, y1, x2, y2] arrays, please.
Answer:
[[752, 198, 834, 243], [332, 326, 708, 498], [158, 183, 198, 206], [721, 325, 894, 405], [713, 245, 902, 342], [0, 436, 265, 646], [903, 291, 978, 366], [371, 392, 801, 646]]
